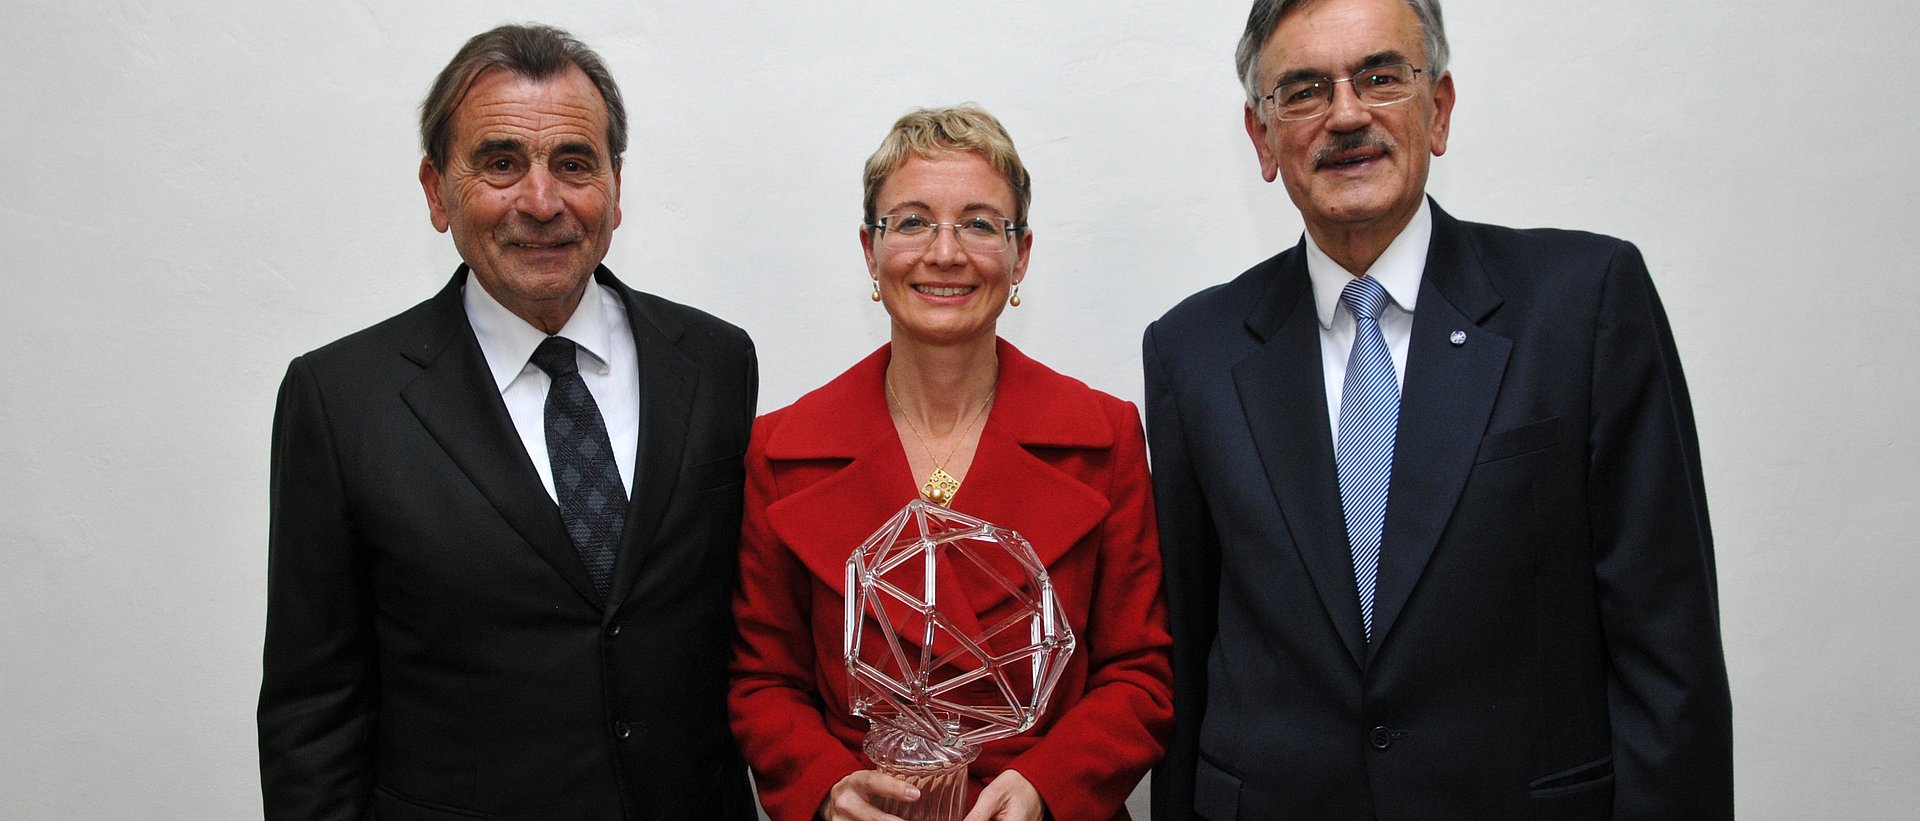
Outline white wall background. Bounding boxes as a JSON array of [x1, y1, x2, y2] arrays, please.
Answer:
[[3, 1, 1915, 817]]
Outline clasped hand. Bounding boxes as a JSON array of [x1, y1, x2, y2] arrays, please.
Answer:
[[821, 769, 1042, 821]]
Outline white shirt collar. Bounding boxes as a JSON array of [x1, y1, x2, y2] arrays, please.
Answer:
[[463, 271, 617, 392], [1304, 197, 1432, 328]]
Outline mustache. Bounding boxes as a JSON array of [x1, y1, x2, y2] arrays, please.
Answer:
[[1312, 130, 1397, 167]]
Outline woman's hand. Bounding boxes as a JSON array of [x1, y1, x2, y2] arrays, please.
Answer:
[[820, 770, 921, 821], [960, 769, 1045, 821]]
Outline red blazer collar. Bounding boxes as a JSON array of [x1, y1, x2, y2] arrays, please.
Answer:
[[765, 338, 1114, 460], [763, 339, 1115, 638]]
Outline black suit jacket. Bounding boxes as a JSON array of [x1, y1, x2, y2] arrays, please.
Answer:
[[1143, 203, 1731, 819], [259, 266, 759, 820]]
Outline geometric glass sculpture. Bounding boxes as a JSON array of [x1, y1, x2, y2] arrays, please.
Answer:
[[844, 498, 1075, 820]]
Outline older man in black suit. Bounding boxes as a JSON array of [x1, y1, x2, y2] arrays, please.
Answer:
[[1144, 1, 1732, 818], [258, 24, 758, 820]]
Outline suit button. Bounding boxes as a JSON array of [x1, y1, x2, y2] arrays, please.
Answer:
[[606, 622, 622, 638], [614, 721, 632, 740], [1369, 726, 1394, 750]]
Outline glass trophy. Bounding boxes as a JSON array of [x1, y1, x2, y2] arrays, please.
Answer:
[[843, 499, 1075, 821]]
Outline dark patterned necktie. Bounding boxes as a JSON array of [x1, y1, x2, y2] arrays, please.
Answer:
[[530, 336, 624, 598]]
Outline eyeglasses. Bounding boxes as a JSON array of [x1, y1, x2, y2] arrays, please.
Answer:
[[867, 214, 1021, 253], [1263, 62, 1427, 122]]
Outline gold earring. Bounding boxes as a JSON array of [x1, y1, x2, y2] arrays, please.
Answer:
[[871, 279, 881, 302], [1009, 283, 1022, 307]]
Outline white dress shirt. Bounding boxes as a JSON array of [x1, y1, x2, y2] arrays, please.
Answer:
[[1305, 198, 1432, 445], [463, 273, 640, 501]]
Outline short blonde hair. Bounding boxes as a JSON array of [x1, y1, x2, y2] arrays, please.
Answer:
[[862, 104, 1032, 228]]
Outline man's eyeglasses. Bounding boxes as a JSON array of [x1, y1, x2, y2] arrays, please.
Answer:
[[1263, 62, 1427, 122], [867, 214, 1021, 254]]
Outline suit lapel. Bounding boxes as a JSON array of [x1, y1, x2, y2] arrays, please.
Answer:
[[764, 348, 928, 642], [951, 342, 1111, 625], [1231, 247, 1368, 669], [766, 415, 927, 622], [399, 270, 603, 608], [598, 268, 699, 609], [1367, 204, 1511, 660]]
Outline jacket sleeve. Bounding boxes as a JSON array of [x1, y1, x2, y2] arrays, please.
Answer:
[[1142, 323, 1219, 821], [728, 417, 867, 821], [1004, 402, 1176, 821], [258, 356, 377, 820], [1587, 242, 1733, 818]]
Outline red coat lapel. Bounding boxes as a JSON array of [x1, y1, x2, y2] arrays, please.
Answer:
[[765, 340, 1115, 649]]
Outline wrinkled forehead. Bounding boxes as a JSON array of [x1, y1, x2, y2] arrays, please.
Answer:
[[1263, 0, 1426, 79], [451, 65, 611, 149]]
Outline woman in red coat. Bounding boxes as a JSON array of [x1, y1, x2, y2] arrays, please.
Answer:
[[728, 105, 1174, 821]]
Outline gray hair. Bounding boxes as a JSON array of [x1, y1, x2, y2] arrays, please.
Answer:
[[1235, 0, 1449, 114], [419, 24, 628, 172]]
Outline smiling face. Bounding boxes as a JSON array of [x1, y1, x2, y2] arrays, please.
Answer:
[[1245, 0, 1454, 245], [861, 151, 1031, 350], [420, 64, 621, 331]]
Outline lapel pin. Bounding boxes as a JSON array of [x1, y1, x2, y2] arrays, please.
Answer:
[[1449, 330, 1467, 346]]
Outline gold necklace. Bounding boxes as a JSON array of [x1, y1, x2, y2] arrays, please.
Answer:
[[886, 378, 995, 507]]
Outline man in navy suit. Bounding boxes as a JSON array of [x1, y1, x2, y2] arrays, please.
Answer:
[[1144, 1, 1732, 817], [258, 24, 758, 819]]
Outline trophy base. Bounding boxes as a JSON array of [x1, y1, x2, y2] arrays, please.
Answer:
[[864, 725, 980, 821]]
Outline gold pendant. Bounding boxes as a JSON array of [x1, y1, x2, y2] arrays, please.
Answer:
[[920, 468, 961, 507]]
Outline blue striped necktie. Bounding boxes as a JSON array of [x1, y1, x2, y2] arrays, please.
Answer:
[[1335, 276, 1398, 641]]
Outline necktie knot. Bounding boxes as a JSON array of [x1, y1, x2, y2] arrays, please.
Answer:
[[1340, 276, 1389, 323], [531, 336, 580, 378]]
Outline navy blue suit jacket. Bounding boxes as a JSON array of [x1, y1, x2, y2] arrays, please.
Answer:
[[1144, 202, 1731, 819]]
